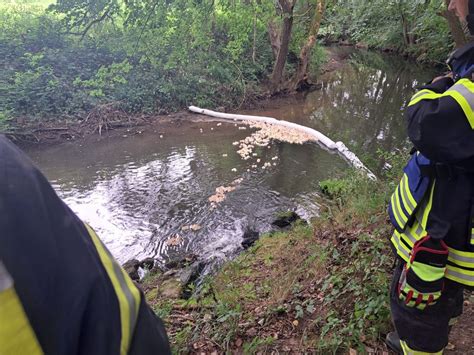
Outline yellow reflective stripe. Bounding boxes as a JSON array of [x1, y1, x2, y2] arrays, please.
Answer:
[[402, 223, 419, 245], [392, 231, 411, 261], [447, 90, 474, 128], [396, 184, 411, 220], [408, 80, 474, 129], [445, 79, 474, 129], [421, 181, 435, 229], [408, 92, 441, 107], [408, 89, 437, 106], [396, 220, 425, 251], [402, 174, 417, 209], [401, 340, 443, 354], [445, 265, 474, 286], [391, 193, 405, 228], [398, 177, 414, 215], [85, 224, 140, 355], [391, 189, 408, 227], [0, 261, 43, 355], [411, 89, 436, 101], [447, 247, 474, 268]]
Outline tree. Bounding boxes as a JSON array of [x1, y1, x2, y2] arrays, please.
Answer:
[[291, 0, 325, 91], [440, 0, 468, 48], [270, 0, 297, 90]]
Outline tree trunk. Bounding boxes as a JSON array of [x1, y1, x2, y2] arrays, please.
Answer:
[[252, 10, 257, 63], [290, 0, 325, 91], [270, 0, 296, 91], [441, 0, 468, 48], [267, 21, 281, 59]]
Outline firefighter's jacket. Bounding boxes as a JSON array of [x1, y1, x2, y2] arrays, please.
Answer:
[[0, 136, 171, 354], [390, 45, 474, 287]]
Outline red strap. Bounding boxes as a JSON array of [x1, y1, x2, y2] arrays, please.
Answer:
[[427, 294, 434, 306], [410, 235, 449, 262], [405, 290, 414, 304], [415, 294, 423, 306]]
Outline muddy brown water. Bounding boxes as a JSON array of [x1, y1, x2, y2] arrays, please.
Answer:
[[25, 48, 437, 272]]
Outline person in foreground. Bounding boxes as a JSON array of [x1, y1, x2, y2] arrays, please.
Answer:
[[386, 0, 474, 353], [0, 135, 171, 354]]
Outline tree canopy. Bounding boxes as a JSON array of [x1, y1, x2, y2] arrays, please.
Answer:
[[0, 0, 464, 129]]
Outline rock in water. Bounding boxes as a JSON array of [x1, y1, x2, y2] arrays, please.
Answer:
[[271, 211, 301, 229], [123, 259, 140, 281], [241, 228, 259, 249], [139, 257, 155, 270], [165, 254, 197, 270]]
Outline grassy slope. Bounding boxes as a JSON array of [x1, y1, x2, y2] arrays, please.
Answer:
[[142, 151, 407, 354]]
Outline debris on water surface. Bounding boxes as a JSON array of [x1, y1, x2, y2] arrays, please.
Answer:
[[208, 178, 243, 208], [166, 234, 182, 246], [181, 224, 201, 232], [189, 224, 201, 231], [233, 120, 312, 161]]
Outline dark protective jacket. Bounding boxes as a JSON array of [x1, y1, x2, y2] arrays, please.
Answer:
[[390, 43, 474, 287], [0, 136, 171, 354]]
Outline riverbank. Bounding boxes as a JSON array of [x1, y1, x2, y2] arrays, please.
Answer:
[[5, 46, 345, 147], [137, 160, 393, 353], [140, 167, 396, 353], [139, 161, 473, 354]]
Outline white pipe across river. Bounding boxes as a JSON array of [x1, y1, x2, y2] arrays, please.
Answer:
[[188, 105, 376, 180]]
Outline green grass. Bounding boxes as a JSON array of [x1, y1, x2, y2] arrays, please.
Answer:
[[142, 151, 408, 353]]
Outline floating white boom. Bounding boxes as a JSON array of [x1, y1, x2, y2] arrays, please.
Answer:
[[188, 106, 376, 180]]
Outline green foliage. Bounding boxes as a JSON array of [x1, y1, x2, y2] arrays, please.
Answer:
[[0, 0, 460, 127], [319, 178, 352, 199], [318, 232, 391, 351], [242, 336, 275, 353], [0, 0, 278, 124], [322, 0, 453, 64], [153, 301, 173, 319]]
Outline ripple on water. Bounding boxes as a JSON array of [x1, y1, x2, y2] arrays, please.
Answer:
[[26, 50, 435, 268]]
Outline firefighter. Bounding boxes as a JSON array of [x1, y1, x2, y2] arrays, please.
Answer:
[[386, 0, 474, 353], [0, 135, 171, 354]]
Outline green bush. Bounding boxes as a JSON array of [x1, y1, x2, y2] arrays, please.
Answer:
[[0, 1, 277, 123]]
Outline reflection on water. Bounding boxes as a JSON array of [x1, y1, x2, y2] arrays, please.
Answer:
[[28, 126, 346, 265], [246, 48, 436, 172], [26, 48, 436, 267]]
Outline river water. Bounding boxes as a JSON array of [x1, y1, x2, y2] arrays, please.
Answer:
[[26, 48, 436, 271]]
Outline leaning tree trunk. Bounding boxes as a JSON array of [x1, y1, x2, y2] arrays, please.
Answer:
[[267, 21, 281, 59], [441, 0, 468, 48], [270, 0, 296, 91], [290, 0, 325, 91]]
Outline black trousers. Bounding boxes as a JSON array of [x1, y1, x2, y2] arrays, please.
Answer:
[[390, 261, 464, 353]]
